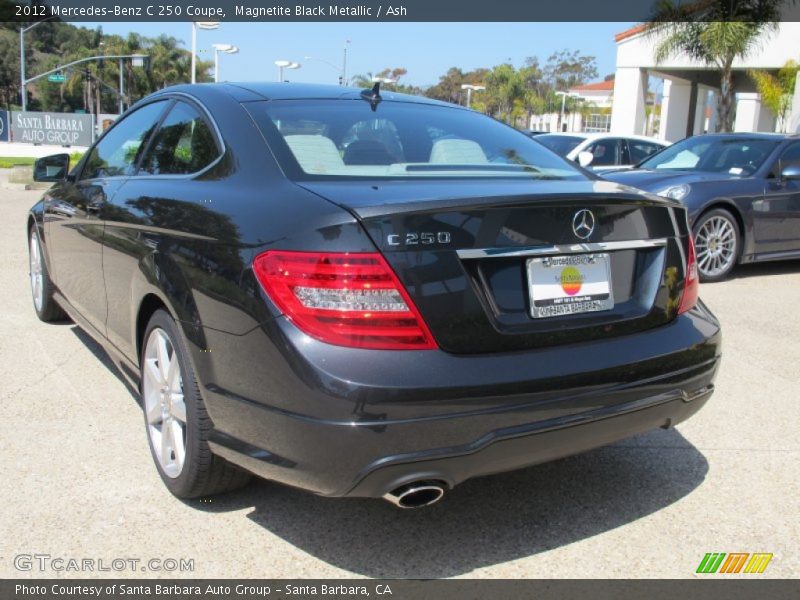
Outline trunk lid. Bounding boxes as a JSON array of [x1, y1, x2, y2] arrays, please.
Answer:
[[297, 179, 691, 354]]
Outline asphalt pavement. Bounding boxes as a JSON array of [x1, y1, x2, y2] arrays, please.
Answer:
[[1, 182, 798, 579]]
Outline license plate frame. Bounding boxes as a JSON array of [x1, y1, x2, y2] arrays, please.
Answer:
[[526, 253, 614, 319]]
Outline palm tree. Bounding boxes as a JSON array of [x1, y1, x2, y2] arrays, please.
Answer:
[[484, 64, 525, 125], [749, 60, 799, 132], [350, 68, 409, 91], [349, 72, 375, 88], [646, 0, 785, 132]]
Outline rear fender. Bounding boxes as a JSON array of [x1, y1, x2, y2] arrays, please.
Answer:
[[130, 250, 208, 366], [27, 200, 55, 274]]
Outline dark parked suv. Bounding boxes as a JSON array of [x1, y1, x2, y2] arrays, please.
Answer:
[[28, 83, 721, 508]]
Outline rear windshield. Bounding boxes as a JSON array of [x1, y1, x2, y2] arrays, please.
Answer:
[[534, 134, 586, 156], [248, 99, 585, 181]]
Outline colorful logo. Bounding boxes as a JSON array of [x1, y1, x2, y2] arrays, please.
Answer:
[[559, 266, 584, 296], [696, 553, 773, 574]]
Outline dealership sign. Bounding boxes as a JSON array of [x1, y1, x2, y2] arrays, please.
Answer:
[[0, 110, 8, 142], [10, 111, 93, 146]]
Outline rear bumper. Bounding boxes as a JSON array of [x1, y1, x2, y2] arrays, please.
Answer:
[[346, 384, 713, 497], [196, 301, 721, 498]]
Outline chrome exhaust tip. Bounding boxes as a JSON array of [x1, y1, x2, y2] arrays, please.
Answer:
[[383, 481, 446, 509]]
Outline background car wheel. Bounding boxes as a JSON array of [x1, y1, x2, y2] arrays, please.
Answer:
[[692, 208, 740, 282], [28, 227, 68, 322], [141, 309, 250, 498]]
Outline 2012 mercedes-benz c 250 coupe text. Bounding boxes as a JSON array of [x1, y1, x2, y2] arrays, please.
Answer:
[[28, 83, 721, 509]]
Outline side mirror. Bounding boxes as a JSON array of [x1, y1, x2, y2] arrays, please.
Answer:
[[33, 154, 70, 182], [781, 164, 800, 181], [577, 151, 594, 168]]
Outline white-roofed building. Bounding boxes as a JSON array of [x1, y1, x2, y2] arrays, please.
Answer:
[[609, 22, 800, 141]]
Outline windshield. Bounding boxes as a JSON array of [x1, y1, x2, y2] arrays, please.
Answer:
[[637, 136, 779, 175], [249, 100, 585, 181], [534, 134, 586, 157]]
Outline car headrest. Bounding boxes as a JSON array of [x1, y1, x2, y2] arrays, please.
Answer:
[[284, 135, 344, 174], [429, 139, 488, 164]]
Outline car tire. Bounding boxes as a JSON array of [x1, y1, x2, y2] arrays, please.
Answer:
[[692, 208, 740, 283], [28, 227, 68, 322], [140, 309, 250, 498]]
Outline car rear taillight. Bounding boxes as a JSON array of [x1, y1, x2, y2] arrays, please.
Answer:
[[678, 235, 699, 314], [252, 251, 437, 350]]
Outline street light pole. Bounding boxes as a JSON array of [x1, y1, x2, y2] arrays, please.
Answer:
[[191, 23, 196, 84], [461, 84, 486, 108], [342, 40, 350, 86], [555, 91, 578, 132], [303, 56, 342, 84], [20, 27, 25, 111], [305, 40, 351, 86], [275, 60, 301, 82], [119, 58, 124, 114], [191, 22, 219, 84], [212, 44, 239, 83], [23, 54, 149, 100], [20, 18, 57, 112]]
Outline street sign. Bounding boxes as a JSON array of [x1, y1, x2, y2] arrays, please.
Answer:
[[0, 110, 8, 142], [47, 74, 66, 83], [10, 111, 93, 147]]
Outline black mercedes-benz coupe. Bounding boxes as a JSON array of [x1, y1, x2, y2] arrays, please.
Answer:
[[603, 133, 800, 282], [28, 83, 720, 508]]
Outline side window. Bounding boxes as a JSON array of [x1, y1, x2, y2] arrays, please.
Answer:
[[777, 142, 800, 174], [629, 141, 662, 164], [712, 142, 771, 174], [139, 101, 221, 175], [586, 139, 621, 166], [80, 101, 167, 180]]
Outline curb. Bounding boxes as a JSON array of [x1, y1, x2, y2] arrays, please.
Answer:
[[1, 182, 30, 190]]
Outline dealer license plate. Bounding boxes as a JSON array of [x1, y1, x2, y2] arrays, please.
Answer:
[[527, 253, 614, 319]]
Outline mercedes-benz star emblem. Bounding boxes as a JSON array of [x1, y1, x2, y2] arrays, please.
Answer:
[[572, 209, 595, 240]]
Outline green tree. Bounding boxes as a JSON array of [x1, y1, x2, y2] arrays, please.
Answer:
[[543, 50, 598, 91], [0, 35, 19, 109], [425, 67, 466, 104], [4, 17, 213, 114], [350, 67, 422, 95], [349, 72, 375, 87], [146, 35, 191, 90], [352, 68, 402, 88], [424, 67, 490, 105], [518, 57, 549, 125], [483, 63, 526, 124], [749, 60, 799, 132], [647, 0, 784, 132]]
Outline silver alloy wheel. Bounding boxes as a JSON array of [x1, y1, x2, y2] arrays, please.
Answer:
[[29, 230, 44, 312], [695, 215, 736, 278], [143, 328, 187, 478]]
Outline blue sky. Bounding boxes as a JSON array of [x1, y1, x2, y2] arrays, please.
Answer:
[[83, 22, 634, 87]]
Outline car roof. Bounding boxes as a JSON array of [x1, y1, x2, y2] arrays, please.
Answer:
[[153, 82, 454, 107], [537, 132, 668, 144], [689, 132, 794, 140], [581, 133, 667, 142], [537, 132, 587, 138]]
